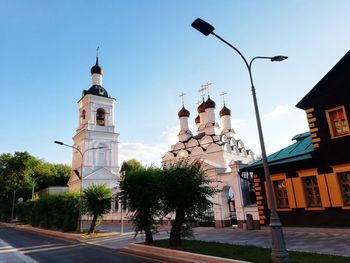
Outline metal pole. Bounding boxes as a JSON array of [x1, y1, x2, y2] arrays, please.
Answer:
[[121, 201, 124, 235], [32, 179, 35, 199], [210, 32, 289, 263], [11, 189, 17, 221]]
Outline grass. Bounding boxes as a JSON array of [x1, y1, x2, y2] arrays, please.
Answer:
[[152, 239, 350, 263]]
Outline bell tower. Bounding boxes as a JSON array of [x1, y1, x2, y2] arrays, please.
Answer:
[[68, 50, 119, 191]]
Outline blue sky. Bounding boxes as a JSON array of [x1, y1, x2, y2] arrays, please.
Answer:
[[1, 1, 350, 166]]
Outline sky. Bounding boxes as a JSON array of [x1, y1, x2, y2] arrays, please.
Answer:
[[1, 1, 350, 166]]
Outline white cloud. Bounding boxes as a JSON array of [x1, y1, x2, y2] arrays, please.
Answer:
[[263, 104, 293, 119], [160, 125, 179, 146], [119, 125, 182, 166], [119, 142, 165, 167]]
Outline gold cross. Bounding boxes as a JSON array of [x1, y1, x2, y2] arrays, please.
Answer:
[[220, 91, 227, 104], [179, 92, 186, 106], [97, 46, 99, 57]]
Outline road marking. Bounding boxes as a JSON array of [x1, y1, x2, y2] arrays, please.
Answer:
[[0, 238, 38, 263]]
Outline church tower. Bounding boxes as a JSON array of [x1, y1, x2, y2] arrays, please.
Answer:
[[68, 52, 119, 192]]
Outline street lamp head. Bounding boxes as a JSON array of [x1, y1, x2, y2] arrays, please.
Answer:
[[54, 141, 64, 145], [271, 55, 288, 62], [191, 18, 215, 36]]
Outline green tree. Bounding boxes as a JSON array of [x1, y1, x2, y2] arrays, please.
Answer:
[[82, 184, 112, 234], [160, 160, 218, 247], [120, 159, 143, 174], [120, 166, 162, 244]]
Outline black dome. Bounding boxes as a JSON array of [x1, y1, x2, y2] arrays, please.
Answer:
[[197, 99, 206, 113], [83, 85, 109, 98], [204, 96, 216, 109], [178, 106, 190, 118], [219, 105, 231, 117], [90, 57, 103, 75]]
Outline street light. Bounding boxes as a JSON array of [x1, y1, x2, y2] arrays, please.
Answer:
[[192, 18, 289, 263], [54, 140, 106, 232]]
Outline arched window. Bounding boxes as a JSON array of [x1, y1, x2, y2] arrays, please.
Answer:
[[80, 110, 86, 123], [96, 108, 105, 126]]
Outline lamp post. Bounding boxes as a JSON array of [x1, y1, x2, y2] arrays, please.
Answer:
[[192, 18, 289, 263], [54, 140, 105, 232], [32, 176, 42, 199], [11, 188, 18, 222]]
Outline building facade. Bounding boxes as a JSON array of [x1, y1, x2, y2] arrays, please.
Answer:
[[244, 51, 350, 227], [68, 56, 119, 193], [163, 90, 260, 229]]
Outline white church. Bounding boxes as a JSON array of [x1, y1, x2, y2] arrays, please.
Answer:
[[162, 85, 260, 229], [68, 55, 119, 195]]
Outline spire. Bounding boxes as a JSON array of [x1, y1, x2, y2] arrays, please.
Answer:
[[90, 46, 103, 75]]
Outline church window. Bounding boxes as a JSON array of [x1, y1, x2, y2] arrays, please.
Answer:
[[273, 180, 289, 208], [96, 108, 105, 126], [99, 88, 104, 95], [81, 110, 86, 122], [326, 106, 349, 138], [302, 176, 322, 207], [338, 172, 350, 206]]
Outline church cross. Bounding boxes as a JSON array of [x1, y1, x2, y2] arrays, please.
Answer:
[[198, 85, 207, 98], [203, 81, 212, 95], [97, 46, 99, 57], [179, 92, 186, 106], [220, 91, 227, 104]]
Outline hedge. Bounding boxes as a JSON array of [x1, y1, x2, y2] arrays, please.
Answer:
[[16, 192, 79, 232]]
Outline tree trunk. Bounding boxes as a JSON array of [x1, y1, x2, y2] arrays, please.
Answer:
[[144, 228, 154, 244], [169, 210, 185, 248], [88, 214, 98, 234]]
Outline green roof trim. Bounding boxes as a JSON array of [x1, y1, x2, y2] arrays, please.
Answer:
[[244, 131, 314, 170]]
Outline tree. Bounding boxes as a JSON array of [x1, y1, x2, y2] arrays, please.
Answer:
[[120, 159, 143, 174], [81, 184, 112, 234], [160, 160, 218, 247], [120, 166, 162, 244]]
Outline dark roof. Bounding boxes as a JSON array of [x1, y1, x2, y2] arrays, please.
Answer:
[[204, 96, 216, 109], [195, 115, 200, 124], [83, 85, 109, 98], [219, 105, 231, 117], [296, 50, 350, 109], [243, 132, 313, 171], [90, 57, 103, 75], [178, 106, 190, 118], [197, 99, 206, 113]]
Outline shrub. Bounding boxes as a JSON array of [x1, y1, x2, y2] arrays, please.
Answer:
[[16, 192, 79, 232]]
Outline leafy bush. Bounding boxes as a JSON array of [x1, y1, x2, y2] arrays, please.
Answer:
[[16, 192, 79, 232]]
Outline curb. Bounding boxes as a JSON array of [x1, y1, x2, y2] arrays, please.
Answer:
[[0, 222, 83, 243], [120, 243, 252, 263]]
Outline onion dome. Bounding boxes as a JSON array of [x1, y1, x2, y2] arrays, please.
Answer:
[[204, 96, 216, 109], [83, 85, 109, 97], [90, 57, 104, 75], [178, 106, 190, 118], [195, 115, 200, 124], [219, 105, 231, 117], [197, 100, 206, 113]]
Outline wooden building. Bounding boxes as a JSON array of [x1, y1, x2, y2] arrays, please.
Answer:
[[243, 51, 350, 227]]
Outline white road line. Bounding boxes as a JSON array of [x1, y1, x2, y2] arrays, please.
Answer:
[[0, 238, 38, 263]]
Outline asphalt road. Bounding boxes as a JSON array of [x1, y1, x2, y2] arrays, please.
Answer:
[[0, 225, 158, 263]]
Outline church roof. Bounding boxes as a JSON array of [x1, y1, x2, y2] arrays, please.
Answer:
[[195, 115, 200, 124], [83, 85, 109, 98], [197, 100, 206, 113], [178, 106, 190, 117], [219, 105, 231, 117], [204, 96, 216, 109], [90, 57, 104, 75]]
